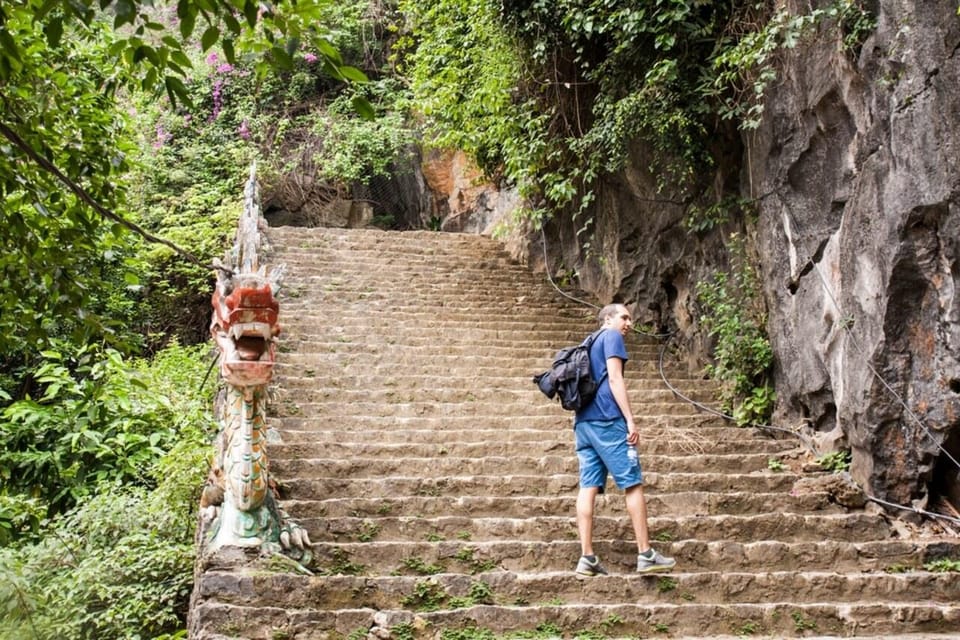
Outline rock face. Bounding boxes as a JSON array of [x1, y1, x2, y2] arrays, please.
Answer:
[[502, 1, 960, 512], [747, 0, 960, 508]]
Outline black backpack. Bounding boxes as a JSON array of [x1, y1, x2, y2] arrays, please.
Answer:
[[532, 329, 606, 411]]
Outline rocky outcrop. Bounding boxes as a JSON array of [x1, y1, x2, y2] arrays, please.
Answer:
[[747, 0, 960, 509], [507, 1, 960, 511]]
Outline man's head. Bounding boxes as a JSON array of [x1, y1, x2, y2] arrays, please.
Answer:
[[598, 303, 632, 336]]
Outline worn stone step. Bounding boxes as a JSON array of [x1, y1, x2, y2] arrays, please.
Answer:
[[269, 422, 757, 444], [270, 400, 715, 419], [268, 437, 794, 461], [277, 325, 655, 343], [190, 599, 960, 639], [200, 569, 960, 611], [269, 433, 788, 456], [269, 385, 719, 407], [298, 512, 890, 544], [281, 490, 842, 519], [307, 538, 960, 576], [268, 413, 735, 432], [273, 360, 690, 381], [277, 471, 805, 499], [273, 368, 720, 394], [269, 452, 774, 477], [276, 337, 673, 358]]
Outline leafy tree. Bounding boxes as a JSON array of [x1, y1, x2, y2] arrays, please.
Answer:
[[0, 0, 367, 360]]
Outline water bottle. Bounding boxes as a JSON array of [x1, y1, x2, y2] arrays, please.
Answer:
[[627, 446, 639, 468]]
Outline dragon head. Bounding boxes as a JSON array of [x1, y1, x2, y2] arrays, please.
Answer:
[[210, 272, 281, 387]]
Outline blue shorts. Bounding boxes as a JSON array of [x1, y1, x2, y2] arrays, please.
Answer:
[[574, 418, 643, 492]]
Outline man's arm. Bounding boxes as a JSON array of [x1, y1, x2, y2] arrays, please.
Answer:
[[606, 356, 638, 444]]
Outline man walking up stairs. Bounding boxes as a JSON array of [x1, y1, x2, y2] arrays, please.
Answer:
[[189, 226, 960, 639]]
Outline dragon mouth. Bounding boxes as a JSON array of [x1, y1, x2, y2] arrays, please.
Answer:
[[229, 322, 274, 361], [211, 282, 281, 387]]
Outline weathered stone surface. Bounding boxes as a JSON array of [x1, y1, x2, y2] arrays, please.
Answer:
[[793, 471, 867, 509], [498, 0, 960, 511], [746, 0, 960, 507]]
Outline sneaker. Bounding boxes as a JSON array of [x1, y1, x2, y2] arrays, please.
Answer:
[[636, 549, 676, 573], [575, 555, 609, 576]]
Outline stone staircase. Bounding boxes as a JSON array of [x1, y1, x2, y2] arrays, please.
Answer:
[[190, 226, 960, 639]]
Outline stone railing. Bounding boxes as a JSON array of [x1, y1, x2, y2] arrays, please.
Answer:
[[200, 163, 311, 563]]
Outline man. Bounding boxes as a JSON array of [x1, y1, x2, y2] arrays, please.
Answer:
[[573, 303, 676, 575]]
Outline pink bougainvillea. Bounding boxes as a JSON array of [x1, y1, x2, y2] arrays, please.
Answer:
[[304, 53, 318, 64]]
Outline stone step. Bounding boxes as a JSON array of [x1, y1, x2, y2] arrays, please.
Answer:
[[270, 400, 716, 419], [276, 471, 806, 498], [278, 326, 651, 343], [190, 599, 960, 639], [200, 568, 960, 610], [269, 452, 775, 477], [268, 438, 794, 460], [268, 413, 735, 432], [298, 512, 890, 544], [273, 359, 691, 379], [277, 316, 607, 335], [274, 375, 720, 396], [280, 490, 842, 519], [307, 538, 960, 576], [269, 386, 720, 407], [268, 433, 789, 455], [267, 417, 752, 442], [275, 339, 665, 360]]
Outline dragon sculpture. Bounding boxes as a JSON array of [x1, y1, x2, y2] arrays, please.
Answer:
[[201, 165, 311, 564]]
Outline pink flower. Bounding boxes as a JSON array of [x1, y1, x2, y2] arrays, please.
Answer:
[[216, 63, 234, 74], [206, 52, 219, 65], [238, 120, 250, 140], [304, 53, 318, 64]]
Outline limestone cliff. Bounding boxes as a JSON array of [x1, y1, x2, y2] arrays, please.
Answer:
[[503, 0, 960, 512]]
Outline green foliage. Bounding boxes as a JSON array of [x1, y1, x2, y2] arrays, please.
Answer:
[[401, 556, 445, 575], [309, 81, 416, 185], [767, 458, 787, 473], [696, 235, 774, 427], [400, 578, 447, 612], [0, 495, 45, 547], [790, 611, 818, 632], [0, 488, 196, 640], [923, 558, 960, 572], [398, 0, 875, 231], [816, 450, 851, 473], [710, 1, 875, 130], [0, 342, 210, 638], [0, 342, 213, 522], [0, 10, 141, 355], [656, 576, 677, 593]]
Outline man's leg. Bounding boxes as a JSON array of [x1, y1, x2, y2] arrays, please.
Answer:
[[624, 484, 651, 552], [576, 485, 600, 555]]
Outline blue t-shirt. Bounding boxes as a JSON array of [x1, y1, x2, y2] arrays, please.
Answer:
[[575, 328, 629, 422]]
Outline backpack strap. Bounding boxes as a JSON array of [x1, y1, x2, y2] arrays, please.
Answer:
[[583, 328, 609, 386]]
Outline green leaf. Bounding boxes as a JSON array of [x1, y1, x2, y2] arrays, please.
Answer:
[[0, 29, 20, 63], [200, 26, 220, 52], [44, 18, 63, 48], [338, 65, 368, 83], [222, 38, 235, 64], [178, 6, 196, 40], [113, 0, 136, 28], [243, 0, 258, 28], [351, 95, 375, 120], [164, 75, 192, 109]]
